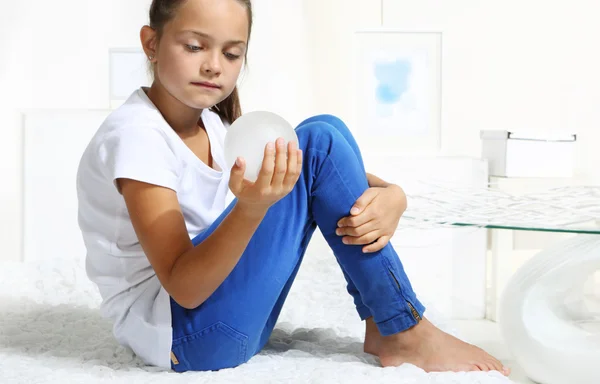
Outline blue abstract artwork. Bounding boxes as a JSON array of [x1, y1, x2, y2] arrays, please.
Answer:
[[374, 59, 411, 105], [355, 31, 441, 152]]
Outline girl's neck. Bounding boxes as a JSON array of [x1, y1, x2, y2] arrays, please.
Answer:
[[146, 82, 203, 135]]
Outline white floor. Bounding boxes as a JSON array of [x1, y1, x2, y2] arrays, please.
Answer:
[[452, 320, 535, 384], [0, 254, 532, 384]]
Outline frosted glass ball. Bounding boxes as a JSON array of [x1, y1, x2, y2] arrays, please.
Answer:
[[224, 111, 299, 182]]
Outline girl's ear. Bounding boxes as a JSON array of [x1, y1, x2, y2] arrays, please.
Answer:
[[140, 25, 158, 61]]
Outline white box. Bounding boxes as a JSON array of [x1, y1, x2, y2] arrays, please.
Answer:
[[480, 130, 576, 178]]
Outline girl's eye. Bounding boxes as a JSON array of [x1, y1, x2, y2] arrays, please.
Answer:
[[185, 44, 202, 52], [224, 52, 241, 61]]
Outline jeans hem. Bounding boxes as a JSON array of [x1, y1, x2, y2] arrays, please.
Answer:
[[376, 311, 420, 336], [356, 304, 372, 320], [412, 298, 426, 317]]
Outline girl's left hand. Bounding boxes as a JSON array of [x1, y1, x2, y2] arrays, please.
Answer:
[[336, 185, 407, 253]]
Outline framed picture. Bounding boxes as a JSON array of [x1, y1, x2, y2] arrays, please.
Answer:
[[353, 30, 443, 154], [109, 48, 152, 108]]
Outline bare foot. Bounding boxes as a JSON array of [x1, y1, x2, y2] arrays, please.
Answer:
[[364, 317, 510, 376]]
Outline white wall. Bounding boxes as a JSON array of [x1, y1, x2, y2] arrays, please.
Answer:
[[0, 0, 316, 262], [237, 0, 315, 124], [0, 0, 153, 262], [2, 0, 600, 263], [305, 0, 600, 181], [383, 0, 600, 181]]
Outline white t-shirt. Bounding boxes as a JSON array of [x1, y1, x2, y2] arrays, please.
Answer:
[[76, 87, 232, 369]]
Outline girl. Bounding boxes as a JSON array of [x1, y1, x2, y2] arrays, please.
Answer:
[[76, 0, 509, 376]]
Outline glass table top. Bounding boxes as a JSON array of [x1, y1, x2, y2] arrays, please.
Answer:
[[400, 185, 600, 235], [439, 220, 600, 234]]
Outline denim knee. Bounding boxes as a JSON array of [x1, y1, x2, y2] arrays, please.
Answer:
[[296, 120, 344, 149], [299, 114, 345, 128]]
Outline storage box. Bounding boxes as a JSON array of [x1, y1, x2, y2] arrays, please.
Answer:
[[480, 130, 576, 178]]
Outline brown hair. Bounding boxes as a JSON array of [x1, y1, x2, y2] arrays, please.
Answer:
[[148, 0, 253, 123]]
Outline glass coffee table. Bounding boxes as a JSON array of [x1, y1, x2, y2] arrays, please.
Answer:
[[400, 185, 600, 384]]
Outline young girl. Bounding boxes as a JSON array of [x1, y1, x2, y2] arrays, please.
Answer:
[[76, 0, 509, 376]]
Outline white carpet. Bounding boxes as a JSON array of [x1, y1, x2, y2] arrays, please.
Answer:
[[0, 249, 514, 384]]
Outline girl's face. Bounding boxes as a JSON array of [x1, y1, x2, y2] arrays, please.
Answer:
[[155, 0, 249, 110]]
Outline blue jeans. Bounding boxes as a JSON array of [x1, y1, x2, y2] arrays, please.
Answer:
[[170, 115, 425, 372]]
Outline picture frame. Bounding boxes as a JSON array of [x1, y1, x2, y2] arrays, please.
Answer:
[[353, 29, 443, 154], [108, 48, 152, 108]]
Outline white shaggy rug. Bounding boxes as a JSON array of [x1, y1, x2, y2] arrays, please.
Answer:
[[0, 246, 514, 384]]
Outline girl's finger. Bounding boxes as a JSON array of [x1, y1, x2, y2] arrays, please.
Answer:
[[282, 141, 298, 188], [349, 188, 379, 216], [229, 157, 246, 194], [362, 235, 391, 253], [336, 219, 376, 237], [255, 141, 276, 189], [296, 149, 303, 176], [342, 230, 380, 246], [270, 138, 288, 187], [338, 210, 374, 229]]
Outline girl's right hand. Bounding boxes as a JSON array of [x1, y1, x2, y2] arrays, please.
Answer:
[[229, 137, 303, 217]]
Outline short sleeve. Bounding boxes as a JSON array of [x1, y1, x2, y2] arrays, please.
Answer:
[[99, 125, 179, 193]]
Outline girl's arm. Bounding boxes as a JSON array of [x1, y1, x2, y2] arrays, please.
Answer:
[[119, 140, 301, 310], [120, 179, 265, 309]]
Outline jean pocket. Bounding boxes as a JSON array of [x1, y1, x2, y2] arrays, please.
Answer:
[[171, 321, 249, 372]]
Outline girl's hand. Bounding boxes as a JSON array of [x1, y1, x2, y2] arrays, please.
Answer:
[[229, 138, 302, 217], [336, 185, 407, 253]]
